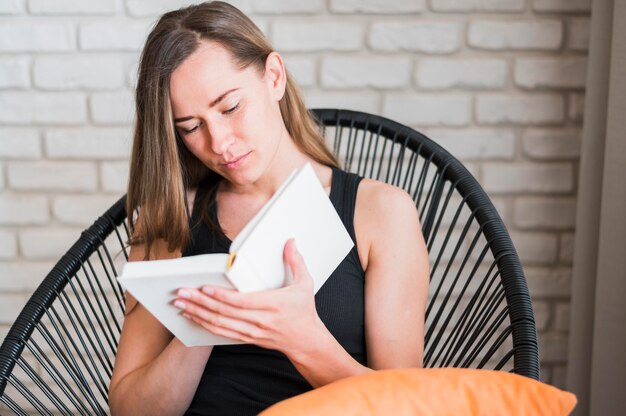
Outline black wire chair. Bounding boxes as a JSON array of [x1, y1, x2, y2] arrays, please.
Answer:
[[0, 109, 539, 415]]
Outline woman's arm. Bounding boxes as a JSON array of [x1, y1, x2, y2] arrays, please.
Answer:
[[285, 180, 429, 384], [109, 206, 213, 415]]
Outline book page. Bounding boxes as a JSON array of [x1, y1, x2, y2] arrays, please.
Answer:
[[118, 253, 243, 346], [227, 163, 354, 293]]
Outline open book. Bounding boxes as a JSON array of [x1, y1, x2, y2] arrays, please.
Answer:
[[118, 163, 354, 346]]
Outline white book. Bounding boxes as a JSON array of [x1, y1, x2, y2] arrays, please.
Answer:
[[118, 163, 354, 347]]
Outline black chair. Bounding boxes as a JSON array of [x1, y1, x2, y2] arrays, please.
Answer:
[[0, 109, 539, 415]]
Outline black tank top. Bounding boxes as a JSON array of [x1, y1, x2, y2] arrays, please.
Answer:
[[183, 167, 366, 416]]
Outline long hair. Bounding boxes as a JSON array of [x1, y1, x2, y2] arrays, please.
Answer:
[[127, 1, 338, 258]]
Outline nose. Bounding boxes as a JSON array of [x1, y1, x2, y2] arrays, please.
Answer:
[[206, 120, 234, 155]]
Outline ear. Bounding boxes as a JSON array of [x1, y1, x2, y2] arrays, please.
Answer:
[[264, 51, 287, 101]]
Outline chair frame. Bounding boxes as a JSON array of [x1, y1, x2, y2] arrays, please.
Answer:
[[0, 109, 539, 415]]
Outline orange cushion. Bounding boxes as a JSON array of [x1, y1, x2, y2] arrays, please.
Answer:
[[259, 368, 577, 416]]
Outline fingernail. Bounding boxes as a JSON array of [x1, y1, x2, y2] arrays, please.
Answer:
[[173, 300, 186, 310], [177, 289, 191, 299], [202, 286, 214, 295]]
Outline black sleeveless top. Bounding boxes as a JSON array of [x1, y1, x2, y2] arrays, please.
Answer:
[[183, 167, 366, 416]]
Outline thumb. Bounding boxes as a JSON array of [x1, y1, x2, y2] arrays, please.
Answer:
[[283, 239, 310, 285]]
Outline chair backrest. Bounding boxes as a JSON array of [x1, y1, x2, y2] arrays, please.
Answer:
[[0, 109, 538, 415]]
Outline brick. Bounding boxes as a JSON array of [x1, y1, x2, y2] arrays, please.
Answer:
[[533, 300, 551, 331], [569, 18, 590, 51], [476, 94, 564, 125], [330, 0, 426, 13], [538, 333, 568, 363], [0, 92, 86, 125], [483, 163, 573, 194], [52, 194, 121, 225], [522, 128, 581, 160], [45, 128, 132, 159], [28, 0, 121, 14], [251, 0, 323, 13], [89, 91, 135, 125], [559, 232, 574, 264], [101, 161, 129, 192], [383, 94, 470, 127], [0, 21, 75, 52], [425, 129, 515, 160], [33, 56, 125, 90], [525, 267, 572, 298], [0, 57, 30, 88], [415, 58, 507, 89], [510, 232, 558, 265], [79, 20, 151, 51], [0, 0, 25, 14], [321, 57, 411, 89], [568, 93, 584, 122], [0, 293, 28, 324], [283, 56, 316, 88], [468, 20, 562, 51], [0, 262, 52, 292], [0, 194, 49, 225], [515, 57, 587, 89], [514, 197, 577, 229], [8, 161, 98, 191], [533, 0, 591, 12], [0, 128, 41, 158], [304, 91, 380, 115], [19, 227, 82, 260], [431, 0, 524, 12], [0, 230, 17, 259], [369, 21, 461, 53], [273, 21, 363, 52], [554, 302, 570, 332], [126, 0, 252, 16]]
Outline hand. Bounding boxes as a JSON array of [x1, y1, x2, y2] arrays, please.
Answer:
[[173, 239, 327, 355]]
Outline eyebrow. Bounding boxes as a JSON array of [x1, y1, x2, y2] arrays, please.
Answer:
[[173, 88, 239, 123]]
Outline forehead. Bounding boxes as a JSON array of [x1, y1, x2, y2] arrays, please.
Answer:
[[169, 41, 251, 116]]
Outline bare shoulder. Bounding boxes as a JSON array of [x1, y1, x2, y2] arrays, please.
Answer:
[[356, 179, 417, 218], [354, 178, 421, 270]]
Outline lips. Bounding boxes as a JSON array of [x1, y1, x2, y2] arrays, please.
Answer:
[[222, 151, 251, 169]]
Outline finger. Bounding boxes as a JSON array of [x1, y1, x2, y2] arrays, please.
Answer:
[[176, 288, 267, 324], [181, 307, 265, 343], [183, 313, 251, 343], [283, 239, 311, 284], [203, 285, 276, 311]]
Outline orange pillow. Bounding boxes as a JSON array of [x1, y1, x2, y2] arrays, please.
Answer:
[[259, 368, 576, 416]]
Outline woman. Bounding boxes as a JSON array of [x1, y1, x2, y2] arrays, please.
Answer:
[[109, 2, 429, 415]]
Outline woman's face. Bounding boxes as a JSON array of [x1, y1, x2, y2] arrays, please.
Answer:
[[169, 40, 287, 186]]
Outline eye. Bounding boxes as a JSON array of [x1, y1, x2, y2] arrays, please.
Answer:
[[181, 122, 201, 135], [223, 103, 240, 115]]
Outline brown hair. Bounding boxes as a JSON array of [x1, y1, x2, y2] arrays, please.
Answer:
[[127, 1, 338, 258]]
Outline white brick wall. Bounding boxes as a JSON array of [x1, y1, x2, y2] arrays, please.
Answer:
[[33, 56, 126, 90], [0, 0, 590, 388], [431, 0, 524, 12], [476, 94, 564, 125], [514, 57, 587, 89], [0, 57, 30, 88], [369, 21, 461, 53], [321, 56, 411, 89], [331, 0, 426, 13], [468, 20, 562, 50], [415, 58, 507, 89]]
